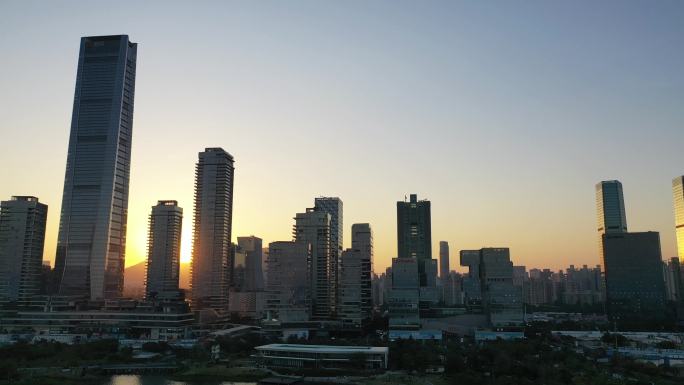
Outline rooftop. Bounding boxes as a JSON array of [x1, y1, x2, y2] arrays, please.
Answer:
[[255, 344, 388, 354]]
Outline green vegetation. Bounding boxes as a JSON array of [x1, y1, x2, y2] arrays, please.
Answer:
[[387, 337, 682, 385], [0, 339, 134, 384]]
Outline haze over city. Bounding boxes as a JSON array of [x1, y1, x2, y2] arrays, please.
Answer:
[[1, 0, 683, 273]]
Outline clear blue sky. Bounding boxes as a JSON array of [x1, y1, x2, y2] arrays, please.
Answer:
[[1, 0, 683, 272]]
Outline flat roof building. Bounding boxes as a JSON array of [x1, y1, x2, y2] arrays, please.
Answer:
[[254, 344, 388, 370], [0, 196, 48, 302], [603, 231, 666, 322]]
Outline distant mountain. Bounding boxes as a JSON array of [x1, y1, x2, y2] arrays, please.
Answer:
[[123, 261, 191, 294]]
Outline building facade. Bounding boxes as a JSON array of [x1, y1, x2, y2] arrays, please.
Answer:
[[145, 201, 182, 298], [397, 194, 432, 286], [265, 241, 311, 322], [54, 35, 137, 300], [294, 209, 332, 319], [460, 250, 482, 307], [439, 241, 449, 280], [191, 148, 235, 314], [596, 180, 628, 261], [602, 232, 666, 321], [338, 223, 373, 328], [388, 257, 420, 328], [238, 236, 264, 291], [674, 176, 684, 261], [254, 344, 388, 370], [314, 197, 343, 312], [0, 197, 48, 302], [479, 248, 524, 327]]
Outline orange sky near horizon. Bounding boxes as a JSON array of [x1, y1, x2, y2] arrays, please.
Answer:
[[1, 1, 682, 276]]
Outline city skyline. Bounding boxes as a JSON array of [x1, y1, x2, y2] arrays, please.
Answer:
[[2, 2, 683, 274]]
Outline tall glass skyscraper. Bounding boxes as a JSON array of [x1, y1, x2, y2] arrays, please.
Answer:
[[596, 180, 628, 236], [595, 180, 628, 263], [191, 148, 235, 314], [397, 194, 432, 286], [294, 209, 332, 319], [673, 176, 684, 261], [314, 197, 342, 312], [54, 35, 137, 300]]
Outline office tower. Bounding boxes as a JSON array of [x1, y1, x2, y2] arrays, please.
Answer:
[[663, 258, 682, 302], [294, 209, 332, 319], [191, 148, 235, 314], [338, 223, 373, 328], [439, 241, 449, 280], [674, 176, 684, 261], [231, 243, 247, 291], [602, 232, 666, 321], [238, 236, 264, 291], [397, 194, 432, 286], [0, 197, 48, 302], [460, 250, 482, 306], [596, 180, 628, 246], [479, 248, 524, 327], [388, 258, 420, 327], [54, 35, 137, 300], [145, 201, 183, 298], [265, 241, 311, 322], [40, 260, 54, 295], [314, 197, 343, 310], [443, 272, 463, 306]]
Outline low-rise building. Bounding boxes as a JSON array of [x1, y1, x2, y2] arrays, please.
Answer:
[[0, 295, 193, 341], [254, 344, 388, 370]]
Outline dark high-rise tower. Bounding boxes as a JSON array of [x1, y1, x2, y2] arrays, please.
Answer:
[[54, 35, 137, 300], [0, 197, 48, 302], [602, 232, 666, 321], [439, 241, 450, 279], [145, 201, 183, 298], [294, 209, 332, 319], [596, 180, 628, 236], [191, 148, 235, 313], [314, 197, 342, 311], [397, 194, 432, 285]]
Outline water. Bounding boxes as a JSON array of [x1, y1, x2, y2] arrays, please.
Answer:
[[102, 375, 258, 385]]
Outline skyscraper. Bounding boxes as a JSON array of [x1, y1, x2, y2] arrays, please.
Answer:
[[145, 201, 183, 298], [439, 241, 450, 279], [673, 176, 684, 261], [479, 248, 524, 327], [237, 236, 264, 291], [0, 197, 48, 302], [294, 208, 331, 319], [54, 35, 137, 300], [397, 194, 432, 286], [460, 250, 482, 306], [338, 223, 373, 328], [596, 180, 628, 236], [265, 241, 311, 322], [602, 232, 666, 321], [191, 148, 235, 314], [314, 197, 343, 310]]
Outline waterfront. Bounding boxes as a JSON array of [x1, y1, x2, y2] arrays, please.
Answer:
[[104, 376, 257, 385]]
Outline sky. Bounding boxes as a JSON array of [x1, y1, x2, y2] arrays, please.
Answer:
[[1, 0, 683, 274]]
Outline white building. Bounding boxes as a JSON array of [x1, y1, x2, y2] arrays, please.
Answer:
[[254, 344, 388, 370]]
